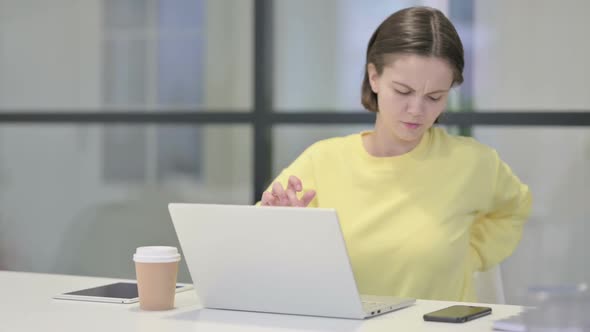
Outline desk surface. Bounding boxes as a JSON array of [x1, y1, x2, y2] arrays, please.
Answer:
[[3, 271, 521, 331]]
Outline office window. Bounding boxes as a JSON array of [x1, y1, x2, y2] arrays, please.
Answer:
[[273, 0, 452, 112], [0, 124, 252, 281], [102, 0, 205, 183], [473, 126, 590, 304]]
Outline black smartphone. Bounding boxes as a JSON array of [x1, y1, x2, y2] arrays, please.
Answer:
[[423, 305, 492, 323]]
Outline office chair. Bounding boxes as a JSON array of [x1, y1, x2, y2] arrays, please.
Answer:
[[474, 264, 506, 304]]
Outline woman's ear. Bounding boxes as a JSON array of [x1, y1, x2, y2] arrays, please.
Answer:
[[367, 63, 380, 94]]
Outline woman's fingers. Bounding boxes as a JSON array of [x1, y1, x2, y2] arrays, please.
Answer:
[[261, 191, 276, 206], [266, 177, 313, 207], [287, 175, 303, 192], [272, 182, 288, 205], [286, 188, 301, 207], [300, 190, 316, 207], [285, 176, 303, 206]]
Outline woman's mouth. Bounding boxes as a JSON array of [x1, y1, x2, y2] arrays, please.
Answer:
[[402, 122, 421, 129]]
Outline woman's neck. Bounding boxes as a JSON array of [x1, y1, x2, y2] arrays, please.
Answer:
[[363, 126, 422, 157]]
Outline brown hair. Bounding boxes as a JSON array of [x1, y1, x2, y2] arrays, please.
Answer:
[[361, 6, 464, 112]]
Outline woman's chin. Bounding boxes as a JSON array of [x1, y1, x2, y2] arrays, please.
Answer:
[[394, 128, 424, 143]]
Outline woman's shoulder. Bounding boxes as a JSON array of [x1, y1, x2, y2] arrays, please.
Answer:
[[303, 132, 361, 155], [431, 127, 498, 161]]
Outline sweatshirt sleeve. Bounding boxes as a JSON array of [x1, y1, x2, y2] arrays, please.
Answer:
[[470, 150, 532, 271]]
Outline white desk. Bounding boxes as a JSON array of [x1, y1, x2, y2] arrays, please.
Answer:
[[3, 271, 522, 331]]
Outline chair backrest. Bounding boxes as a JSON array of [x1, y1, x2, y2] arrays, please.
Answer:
[[474, 264, 506, 304], [52, 188, 192, 282]]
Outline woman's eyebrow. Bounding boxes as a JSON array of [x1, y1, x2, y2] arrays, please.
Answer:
[[393, 81, 449, 94]]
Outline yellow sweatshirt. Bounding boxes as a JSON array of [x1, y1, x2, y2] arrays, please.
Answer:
[[266, 127, 532, 301]]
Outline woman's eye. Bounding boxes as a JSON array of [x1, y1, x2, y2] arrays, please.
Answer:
[[428, 95, 442, 101], [395, 89, 411, 95]]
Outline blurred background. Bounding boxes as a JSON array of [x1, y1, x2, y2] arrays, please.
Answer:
[[0, 0, 587, 305]]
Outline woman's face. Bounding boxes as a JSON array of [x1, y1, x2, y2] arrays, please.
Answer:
[[368, 54, 454, 144]]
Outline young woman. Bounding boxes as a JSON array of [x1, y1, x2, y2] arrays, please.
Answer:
[[260, 6, 531, 302]]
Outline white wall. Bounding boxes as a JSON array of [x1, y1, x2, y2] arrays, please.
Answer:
[[472, 0, 590, 304]]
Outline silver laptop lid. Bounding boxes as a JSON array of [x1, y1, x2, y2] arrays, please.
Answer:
[[169, 203, 366, 319]]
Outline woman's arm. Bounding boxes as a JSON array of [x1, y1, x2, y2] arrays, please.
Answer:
[[470, 151, 532, 271]]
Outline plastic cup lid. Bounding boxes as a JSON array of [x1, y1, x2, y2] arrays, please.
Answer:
[[133, 246, 181, 263]]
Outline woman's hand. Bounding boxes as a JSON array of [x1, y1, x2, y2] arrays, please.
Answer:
[[260, 175, 316, 207]]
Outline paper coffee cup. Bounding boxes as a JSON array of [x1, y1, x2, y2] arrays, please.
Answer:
[[133, 246, 181, 311]]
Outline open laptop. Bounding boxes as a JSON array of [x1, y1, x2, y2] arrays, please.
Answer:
[[168, 203, 415, 319]]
